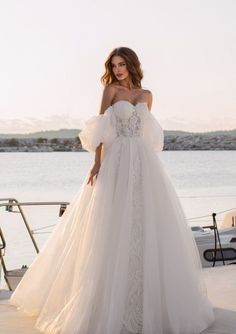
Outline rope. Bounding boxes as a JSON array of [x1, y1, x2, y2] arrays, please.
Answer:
[[187, 207, 236, 221], [33, 231, 52, 234], [30, 205, 236, 234], [180, 195, 236, 198], [33, 224, 56, 231]]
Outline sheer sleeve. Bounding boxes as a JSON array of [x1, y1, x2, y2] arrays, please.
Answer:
[[142, 111, 164, 153], [78, 106, 116, 153]]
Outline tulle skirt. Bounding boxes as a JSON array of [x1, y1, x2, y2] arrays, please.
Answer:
[[10, 136, 214, 334]]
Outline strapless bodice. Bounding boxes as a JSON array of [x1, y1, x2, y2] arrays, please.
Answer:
[[79, 99, 164, 154], [112, 100, 149, 138], [111, 99, 149, 110]]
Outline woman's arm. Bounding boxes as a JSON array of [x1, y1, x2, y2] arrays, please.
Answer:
[[87, 85, 115, 186]]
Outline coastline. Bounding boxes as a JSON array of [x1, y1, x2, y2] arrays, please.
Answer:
[[0, 134, 236, 152]]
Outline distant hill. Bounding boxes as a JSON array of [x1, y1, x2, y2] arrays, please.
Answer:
[[164, 130, 192, 136], [164, 129, 236, 137], [194, 129, 236, 137], [0, 128, 236, 139], [0, 129, 81, 139]]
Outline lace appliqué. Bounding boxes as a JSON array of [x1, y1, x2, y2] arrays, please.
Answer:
[[122, 147, 143, 334], [116, 110, 141, 137]]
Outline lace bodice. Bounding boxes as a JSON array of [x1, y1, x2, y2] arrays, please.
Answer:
[[113, 100, 147, 138], [79, 100, 164, 153], [115, 109, 141, 137]]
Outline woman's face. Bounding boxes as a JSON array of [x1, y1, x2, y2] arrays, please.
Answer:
[[111, 55, 129, 81]]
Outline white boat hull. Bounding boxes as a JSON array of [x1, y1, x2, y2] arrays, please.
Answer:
[[193, 226, 236, 267]]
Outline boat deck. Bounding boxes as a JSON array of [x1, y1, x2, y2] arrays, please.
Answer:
[[1, 265, 236, 333]]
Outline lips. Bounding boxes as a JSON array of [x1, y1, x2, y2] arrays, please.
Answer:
[[117, 74, 123, 77]]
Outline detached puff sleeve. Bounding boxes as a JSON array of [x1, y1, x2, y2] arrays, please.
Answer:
[[78, 106, 116, 153], [142, 112, 164, 153]]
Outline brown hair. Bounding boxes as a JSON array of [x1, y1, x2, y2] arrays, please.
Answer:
[[101, 47, 143, 88]]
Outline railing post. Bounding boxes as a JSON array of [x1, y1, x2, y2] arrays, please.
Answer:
[[212, 212, 225, 266]]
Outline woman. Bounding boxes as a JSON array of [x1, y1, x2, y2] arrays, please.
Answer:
[[10, 46, 215, 334]]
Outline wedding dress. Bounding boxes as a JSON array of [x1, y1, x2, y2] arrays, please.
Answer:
[[10, 100, 215, 334]]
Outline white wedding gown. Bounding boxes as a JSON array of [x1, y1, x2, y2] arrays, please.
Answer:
[[10, 100, 215, 334]]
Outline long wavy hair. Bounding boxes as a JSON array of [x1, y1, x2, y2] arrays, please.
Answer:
[[101, 47, 143, 88]]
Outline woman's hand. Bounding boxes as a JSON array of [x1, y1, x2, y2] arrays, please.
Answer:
[[87, 161, 101, 186]]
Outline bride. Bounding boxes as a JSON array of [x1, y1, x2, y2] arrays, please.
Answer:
[[10, 46, 215, 334]]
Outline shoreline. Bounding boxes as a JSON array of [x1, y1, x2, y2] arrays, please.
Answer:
[[0, 134, 236, 152]]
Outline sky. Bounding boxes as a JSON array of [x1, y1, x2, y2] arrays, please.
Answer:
[[0, 0, 235, 133]]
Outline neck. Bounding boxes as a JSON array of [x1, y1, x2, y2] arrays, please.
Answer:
[[118, 77, 135, 90]]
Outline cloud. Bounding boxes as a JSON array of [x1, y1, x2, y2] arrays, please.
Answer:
[[0, 115, 84, 134], [159, 115, 236, 132], [0, 114, 235, 135]]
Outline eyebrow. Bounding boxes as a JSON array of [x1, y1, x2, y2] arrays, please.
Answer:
[[111, 61, 125, 65]]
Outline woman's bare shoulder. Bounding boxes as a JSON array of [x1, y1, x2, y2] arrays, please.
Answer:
[[141, 89, 153, 111], [104, 82, 120, 92], [141, 88, 152, 96], [99, 84, 117, 114], [102, 83, 119, 99]]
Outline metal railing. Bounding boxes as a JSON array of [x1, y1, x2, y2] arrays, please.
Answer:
[[0, 198, 69, 290], [202, 213, 225, 267], [0, 198, 69, 252], [0, 196, 236, 289]]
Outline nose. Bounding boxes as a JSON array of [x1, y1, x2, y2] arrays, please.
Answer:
[[115, 68, 122, 75]]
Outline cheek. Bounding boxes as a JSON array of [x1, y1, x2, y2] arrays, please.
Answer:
[[121, 65, 127, 73]]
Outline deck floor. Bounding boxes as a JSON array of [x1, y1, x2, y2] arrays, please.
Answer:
[[1, 265, 236, 333]]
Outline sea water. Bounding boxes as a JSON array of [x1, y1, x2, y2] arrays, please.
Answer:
[[0, 151, 236, 271]]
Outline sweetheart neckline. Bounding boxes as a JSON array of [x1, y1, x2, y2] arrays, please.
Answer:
[[111, 100, 148, 108]]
